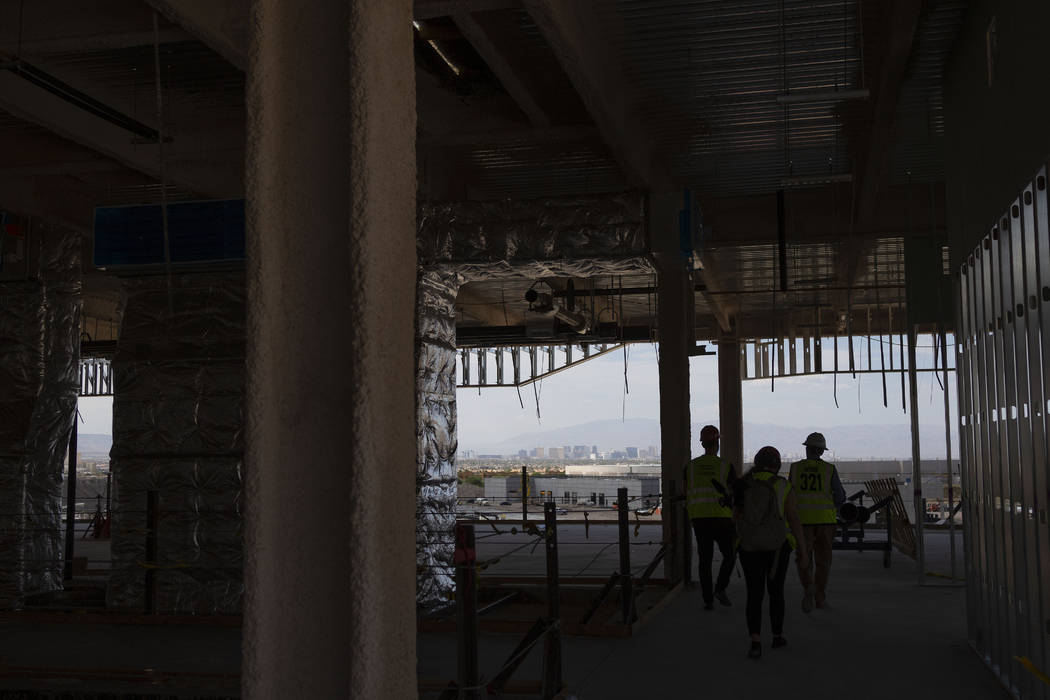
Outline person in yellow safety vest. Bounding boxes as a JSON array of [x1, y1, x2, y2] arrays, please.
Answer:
[[686, 425, 738, 610], [735, 446, 809, 660], [789, 432, 846, 612]]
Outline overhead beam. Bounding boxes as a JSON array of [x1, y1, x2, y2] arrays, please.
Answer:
[[0, 1, 190, 56], [146, 0, 249, 71], [0, 70, 243, 198], [451, 12, 552, 127], [522, 0, 670, 191], [837, 0, 923, 298], [414, 0, 518, 20], [524, 1, 733, 331]]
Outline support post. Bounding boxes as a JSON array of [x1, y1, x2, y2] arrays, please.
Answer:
[[655, 256, 690, 585], [144, 489, 158, 614], [63, 423, 77, 582], [718, 337, 744, 475], [244, 0, 417, 695], [522, 465, 528, 524], [617, 488, 635, 624], [940, 323, 956, 579], [907, 326, 925, 583], [455, 524, 479, 700], [542, 502, 562, 698]]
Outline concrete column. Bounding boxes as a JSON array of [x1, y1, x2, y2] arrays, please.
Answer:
[[718, 337, 744, 472], [244, 0, 417, 697], [651, 192, 691, 584]]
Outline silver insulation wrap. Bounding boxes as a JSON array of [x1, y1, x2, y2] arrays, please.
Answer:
[[418, 192, 647, 265], [416, 269, 461, 613], [108, 272, 244, 614], [414, 192, 651, 610], [0, 224, 81, 607]]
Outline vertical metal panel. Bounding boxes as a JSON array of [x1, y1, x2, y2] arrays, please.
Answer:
[[1020, 183, 1049, 697], [789, 334, 797, 375], [956, 265, 978, 647], [1033, 168, 1050, 685], [1000, 212, 1027, 695], [478, 349, 488, 386], [803, 336, 812, 374], [496, 349, 505, 385], [975, 236, 1005, 674], [965, 250, 993, 660]]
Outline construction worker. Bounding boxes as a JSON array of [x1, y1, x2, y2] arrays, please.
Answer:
[[735, 446, 809, 659], [789, 432, 846, 612], [686, 424, 737, 610]]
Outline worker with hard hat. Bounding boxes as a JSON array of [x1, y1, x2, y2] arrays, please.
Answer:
[[735, 446, 809, 659], [685, 424, 738, 610], [788, 432, 846, 612]]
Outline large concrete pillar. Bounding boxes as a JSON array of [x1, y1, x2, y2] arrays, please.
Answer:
[[244, 0, 417, 697], [717, 337, 744, 472], [0, 223, 80, 607]]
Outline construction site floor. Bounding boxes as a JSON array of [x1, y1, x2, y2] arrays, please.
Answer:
[[417, 531, 1010, 699]]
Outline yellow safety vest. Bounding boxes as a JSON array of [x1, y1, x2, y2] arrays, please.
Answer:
[[742, 470, 797, 550], [687, 454, 732, 519], [789, 459, 837, 525]]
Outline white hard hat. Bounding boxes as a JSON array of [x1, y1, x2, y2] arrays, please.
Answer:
[[803, 432, 827, 450]]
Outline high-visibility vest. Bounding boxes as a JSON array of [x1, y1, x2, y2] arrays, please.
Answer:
[[687, 454, 732, 519], [789, 459, 837, 525]]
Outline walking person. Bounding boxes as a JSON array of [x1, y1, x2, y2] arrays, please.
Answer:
[[734, 446, 809, 659], [686, 425, 738, 610], [789, 432, 846, 612]]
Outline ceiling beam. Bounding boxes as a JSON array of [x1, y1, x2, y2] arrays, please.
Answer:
[[836, 0, 924, 300], [0, 70, 243, 198], [451, 11, 552, 127], [145, 0, 249, 71], [414, 0, 518, 21], [523, 0, 733, 332], [522, 0, 669, 191], [0, 1, 190, 56]]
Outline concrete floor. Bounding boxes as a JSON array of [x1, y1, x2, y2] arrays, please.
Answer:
[[418, 531, 1008, 699], [0, 532, 1003, 698]]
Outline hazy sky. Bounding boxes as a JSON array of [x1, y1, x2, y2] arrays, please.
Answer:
[[76, 335, 957, 453], [456, 336, 958, 450]]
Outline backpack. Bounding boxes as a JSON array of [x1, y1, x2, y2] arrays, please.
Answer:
[[736, 473, 787, 552]]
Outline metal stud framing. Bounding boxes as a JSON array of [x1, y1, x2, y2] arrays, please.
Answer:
[[457, 343, 624, 389], [958, 163, 1050, 699]]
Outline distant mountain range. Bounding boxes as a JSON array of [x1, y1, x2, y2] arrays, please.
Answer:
[[464, 417, 956, 460], [77, 434, 112, 455]]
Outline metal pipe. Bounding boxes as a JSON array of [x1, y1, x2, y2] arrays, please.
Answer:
[[907, 327, 925, 584], [941, 323, 956, 581], [455, 523, 480, 700], [617, 488, 634, 625], [777, 189, 788, 291], [542, 502, 562, 697], [63, 422, 77, 582]]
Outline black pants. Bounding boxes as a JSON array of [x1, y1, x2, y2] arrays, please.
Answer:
[[739, 542, 792, 637], [691, 517, 736, 604]]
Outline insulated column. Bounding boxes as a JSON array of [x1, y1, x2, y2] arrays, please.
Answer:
[[415, 270, 461, 611], [0, 223, 80, 607], [245, 0, 417, 697]]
